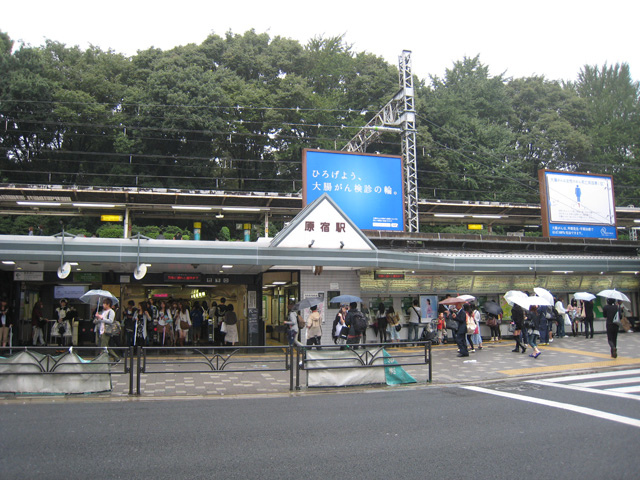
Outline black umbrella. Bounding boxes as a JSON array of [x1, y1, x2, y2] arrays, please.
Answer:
[[482, 301, 503, 316]]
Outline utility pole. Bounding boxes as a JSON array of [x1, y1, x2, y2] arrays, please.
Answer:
[[342, 50, 419, 232]]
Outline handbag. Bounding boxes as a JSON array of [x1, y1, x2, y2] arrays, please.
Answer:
[[180, 320, 190, 330], [220, 321, 227, 333], [486, 317, 497, 327], [395, 324, 402, 332], [612, 311, 623, 327], [105, 321, 120, 336], [508, 322, 515, 333]]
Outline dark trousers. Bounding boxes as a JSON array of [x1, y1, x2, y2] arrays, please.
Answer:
[[555, 320, 562, 337], [606, 324, 619, 351], [378, 322, 388, 342], [307, 335, 321, 349], [456, 324, 468, 355], [584, 317, 594, 338], [489, 325, 501, 339]]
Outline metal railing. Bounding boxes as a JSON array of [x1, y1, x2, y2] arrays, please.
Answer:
[[0, 346, 135, 395], [294, 340, 432, 390], [136, 345, 294, 395], [0, 342, 432, 396]]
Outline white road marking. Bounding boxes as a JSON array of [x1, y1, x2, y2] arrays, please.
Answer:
[[607, 385, 640, 393], [541, 369, 640, 383], [526, 380, 640, 401], [571, 376, 640, 388], [463, 385, 640, 428]]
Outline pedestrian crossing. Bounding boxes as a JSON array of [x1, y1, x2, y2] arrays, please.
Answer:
[[526, 368, 640, 400]]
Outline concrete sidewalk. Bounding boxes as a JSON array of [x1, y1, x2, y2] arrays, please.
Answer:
[[1, 332, 639, 401]]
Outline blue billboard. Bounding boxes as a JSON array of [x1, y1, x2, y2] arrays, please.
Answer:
[[303, 149, 405, 231]]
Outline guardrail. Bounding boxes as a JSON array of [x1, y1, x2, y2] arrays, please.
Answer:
[[1, 342, 432, 396], [294, 340, 432, 390], [0, 346, 134, 395], [136, 345, 294, 395]]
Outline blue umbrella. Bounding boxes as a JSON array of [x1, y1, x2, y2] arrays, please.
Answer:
[[329, 294, 363, 304]]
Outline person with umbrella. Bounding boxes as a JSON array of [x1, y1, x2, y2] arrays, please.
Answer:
[[94, 298, 120, 361], [484, 301, 502, 343], [581, 298, 595, 339], [602, 297, 620, 358], [455, 303, 470, 357]]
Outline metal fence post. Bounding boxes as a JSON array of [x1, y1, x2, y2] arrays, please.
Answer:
[[128, 346, 134, 395], [136, 346, 142, 395], [295, 345, 301, 390], [289, 344, 294, 391], [426, 341, 432, 383]]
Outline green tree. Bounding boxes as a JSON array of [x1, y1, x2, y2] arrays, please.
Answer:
[[506, 76, 590, 200], [418, 56, 515, 201], [572, 63, 640, 204]]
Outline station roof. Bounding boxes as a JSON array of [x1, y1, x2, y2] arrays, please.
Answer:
[[3, 183, 640, 229], [0, 234, 638, 279]]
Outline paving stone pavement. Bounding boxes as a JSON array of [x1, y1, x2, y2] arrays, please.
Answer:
[[2, 332, 639, 401]]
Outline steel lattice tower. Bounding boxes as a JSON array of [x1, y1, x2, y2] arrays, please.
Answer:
[[342, 50, 419, 232]]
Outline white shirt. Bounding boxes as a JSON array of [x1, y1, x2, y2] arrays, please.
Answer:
[[99, 308, 115, 335], [408, 306, 421, 324]]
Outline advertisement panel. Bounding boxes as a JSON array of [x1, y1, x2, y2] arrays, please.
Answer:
[[303, 149, 405, 231], [538, 169, 617, 239]]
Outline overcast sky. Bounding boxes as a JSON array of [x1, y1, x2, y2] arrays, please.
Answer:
[[3, 0, 638, 83]]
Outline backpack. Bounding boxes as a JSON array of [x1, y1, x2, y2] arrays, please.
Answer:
[[297, 314, 306, 330], [350, 310, 368, 335]]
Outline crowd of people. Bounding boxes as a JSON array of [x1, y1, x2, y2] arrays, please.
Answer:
[[284, 293, 631, 360], [28, 297, 240, 351]]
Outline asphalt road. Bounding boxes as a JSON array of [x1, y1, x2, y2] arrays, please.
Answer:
[[1, 371, 638, 480]]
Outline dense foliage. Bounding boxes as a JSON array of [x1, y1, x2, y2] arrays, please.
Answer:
[[1, 30, 638, 208]]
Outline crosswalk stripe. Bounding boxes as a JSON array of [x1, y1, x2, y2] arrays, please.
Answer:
[[526, 380, 640, 402], [572, 376, 640, 388], [464, 385, 640, 428], [542, 369, 640, 383], [607, 385, 640, 393]]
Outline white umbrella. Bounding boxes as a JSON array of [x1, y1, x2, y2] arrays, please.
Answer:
[[79, 289, 120, 306], [597, 289, 630, 302], [459, 294, 476, 302], [574, 292, 596, 301], [503, 290, 528, 306], [511, 295, 553, 310], [533, 287, 554, 305]]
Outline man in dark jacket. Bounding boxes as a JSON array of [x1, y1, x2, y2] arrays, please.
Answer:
[[455, 304, 469, 357], [345, 302, 365, 346]]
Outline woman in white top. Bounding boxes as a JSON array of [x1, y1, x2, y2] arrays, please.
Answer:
[[175, 302, 191, 346], [223, 304, 239, 345], [157, 300, 174, 345]]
